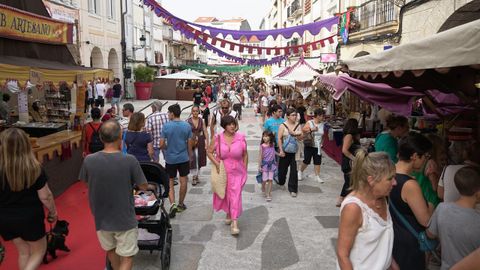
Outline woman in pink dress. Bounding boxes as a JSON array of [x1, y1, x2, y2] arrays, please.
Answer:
[[207, 115, 248, 236]]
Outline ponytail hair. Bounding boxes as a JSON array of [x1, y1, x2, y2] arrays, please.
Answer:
[[350, 150, 396, 191]]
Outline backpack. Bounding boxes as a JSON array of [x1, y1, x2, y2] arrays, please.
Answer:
[[282, 123, 300, 153], [88, 123, 104, 153]]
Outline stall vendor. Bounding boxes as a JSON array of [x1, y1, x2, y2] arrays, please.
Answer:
[[0, 93, 10, 123], [30, 101, 48, 123]]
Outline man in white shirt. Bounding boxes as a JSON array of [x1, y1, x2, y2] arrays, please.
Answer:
[[95, 79, 106, 108], [209, 99, 237, 139]]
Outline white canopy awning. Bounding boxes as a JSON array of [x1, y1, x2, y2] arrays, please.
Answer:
[[342, 19, 480, 74], [250, 65, 284, 79], [278, 64, 320, 82], [180, 69, 207, 77], [157, 72, 208, 80]]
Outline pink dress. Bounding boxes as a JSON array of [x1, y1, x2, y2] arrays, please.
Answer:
[[213, 132, 247, 219]]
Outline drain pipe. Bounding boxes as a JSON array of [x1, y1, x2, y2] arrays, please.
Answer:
[[121, 0, 128, 99]]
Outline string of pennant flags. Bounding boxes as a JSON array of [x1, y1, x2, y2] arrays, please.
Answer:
[[143, 0, 341, 66]]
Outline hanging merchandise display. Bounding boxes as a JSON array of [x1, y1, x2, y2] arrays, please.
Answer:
[[143, 0, 338, 41]]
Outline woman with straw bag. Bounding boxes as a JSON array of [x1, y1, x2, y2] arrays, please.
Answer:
[[207, 115, 248, 236]]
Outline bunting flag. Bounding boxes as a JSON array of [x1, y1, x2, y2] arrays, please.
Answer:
[[212, 37, 217, 46], [144, 0, 339, 41], [248, 47, 253, 54], [239, 45, 244, 53], [257, 47, 262, 55], [220, 40, 226, 48], [229, 43, 235, 50]]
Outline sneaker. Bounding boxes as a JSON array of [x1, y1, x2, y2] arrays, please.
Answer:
[[290, 192, 297, 198], [169, 204, 178, 218], [177, 203, 187, 213], [298, 171, 303, 181], [316, 175, 325, 184]]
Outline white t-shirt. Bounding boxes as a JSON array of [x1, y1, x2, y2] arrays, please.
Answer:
[[213, 110, 238, 134], [307, 120, 325, 154], [261, 96, 268, 107], [87, 84, 93, 99], [95, 83, 106, 97]]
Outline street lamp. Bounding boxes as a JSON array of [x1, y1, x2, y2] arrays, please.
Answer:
[[133, 35, 147, 51], [139, 35, 146, 48]]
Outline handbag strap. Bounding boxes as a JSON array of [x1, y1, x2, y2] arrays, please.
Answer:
[[216, 134, 222, 160], [389, 198, 420, 239]]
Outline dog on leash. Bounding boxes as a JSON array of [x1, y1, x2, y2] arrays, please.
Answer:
[[43, 220, 70, 264]]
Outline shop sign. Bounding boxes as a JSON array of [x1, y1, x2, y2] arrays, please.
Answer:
[[42, 0, 79, 43], [0, 4, 73, 45], [29, 70, 44, 85]]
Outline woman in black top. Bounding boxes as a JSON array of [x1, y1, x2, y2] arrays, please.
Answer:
[[338, 118, 361, 206], [0, 128, 57, 270], [391, 132, 433, 270]]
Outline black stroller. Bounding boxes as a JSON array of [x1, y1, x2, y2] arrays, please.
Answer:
[[106, 162, 172, 270]]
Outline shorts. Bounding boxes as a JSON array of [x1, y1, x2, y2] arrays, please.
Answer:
[[262, 171, 274, 181], [87, 98, 95, 105], [97, 228, 139, 257], [111, 97, 120, 106], [303, 146, 322, 165], [166, 161, 190, 178], [0, 212, 45, 241], [95, 96, 105, 107]]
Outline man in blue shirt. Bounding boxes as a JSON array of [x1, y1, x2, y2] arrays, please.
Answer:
[[160, 104, 193, 218], [263, 104, 285, 148]]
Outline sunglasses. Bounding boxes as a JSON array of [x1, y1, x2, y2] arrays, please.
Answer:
[[221, 107, 229, 109]]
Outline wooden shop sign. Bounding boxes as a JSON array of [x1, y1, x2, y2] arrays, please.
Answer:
[[0, 4, 73, 45]]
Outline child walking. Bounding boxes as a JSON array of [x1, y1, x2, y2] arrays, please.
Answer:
[[258, 131, 277, 202]]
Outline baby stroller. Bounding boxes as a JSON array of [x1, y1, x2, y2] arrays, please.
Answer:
[[106, 162, 172, 270]]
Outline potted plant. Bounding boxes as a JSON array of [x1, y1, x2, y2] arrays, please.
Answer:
[[134, 65, 155, 100]]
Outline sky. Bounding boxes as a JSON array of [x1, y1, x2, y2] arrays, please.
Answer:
[[161, 0, 271, 30]]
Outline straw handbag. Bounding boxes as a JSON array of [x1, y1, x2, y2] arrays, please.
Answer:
[[211, 135, 227, 199]]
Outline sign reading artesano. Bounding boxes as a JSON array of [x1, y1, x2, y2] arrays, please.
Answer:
[[0, 4, 73, 45]]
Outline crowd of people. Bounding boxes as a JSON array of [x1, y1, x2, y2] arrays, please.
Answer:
[[1, 73, 479, 270]]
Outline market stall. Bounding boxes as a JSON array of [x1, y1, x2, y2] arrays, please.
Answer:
[[0, 1, 113, 196], [316, 19, 480, 163], [153, 71, 209, 100]]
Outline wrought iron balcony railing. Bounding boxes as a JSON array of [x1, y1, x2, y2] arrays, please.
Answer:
[[350, 0, 399, 33]]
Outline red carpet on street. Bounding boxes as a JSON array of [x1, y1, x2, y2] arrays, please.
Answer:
[[2, 181, 105, 270]]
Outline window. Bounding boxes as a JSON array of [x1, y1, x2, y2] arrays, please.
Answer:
[[107, 0, 114, 19], [88, 0, 98, 14]]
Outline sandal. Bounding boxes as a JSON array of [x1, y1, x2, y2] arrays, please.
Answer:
[[266, 195, 272, 202], [192, 176, 198, 186]]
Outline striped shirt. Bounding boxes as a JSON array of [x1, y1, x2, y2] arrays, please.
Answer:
[[146, 111, 169, 148]]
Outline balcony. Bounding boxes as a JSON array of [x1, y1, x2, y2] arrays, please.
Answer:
[[287, 0, 302, 21], [348, 0, 400, 41]]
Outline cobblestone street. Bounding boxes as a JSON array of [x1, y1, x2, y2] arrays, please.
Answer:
[[130, 100, 343, 270]]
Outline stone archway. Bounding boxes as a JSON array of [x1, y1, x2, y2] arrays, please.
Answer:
[[107, 48, 120, 78], [354, 51, 370, 58], [438, 0, 480, 32], [90, 47, 103, 68]]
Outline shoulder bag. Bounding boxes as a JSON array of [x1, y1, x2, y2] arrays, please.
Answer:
[[389, 198, 439, 254], [211, 135, 227, 199], [282, 123, 300, 153], [303, 121, 315, 148]]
